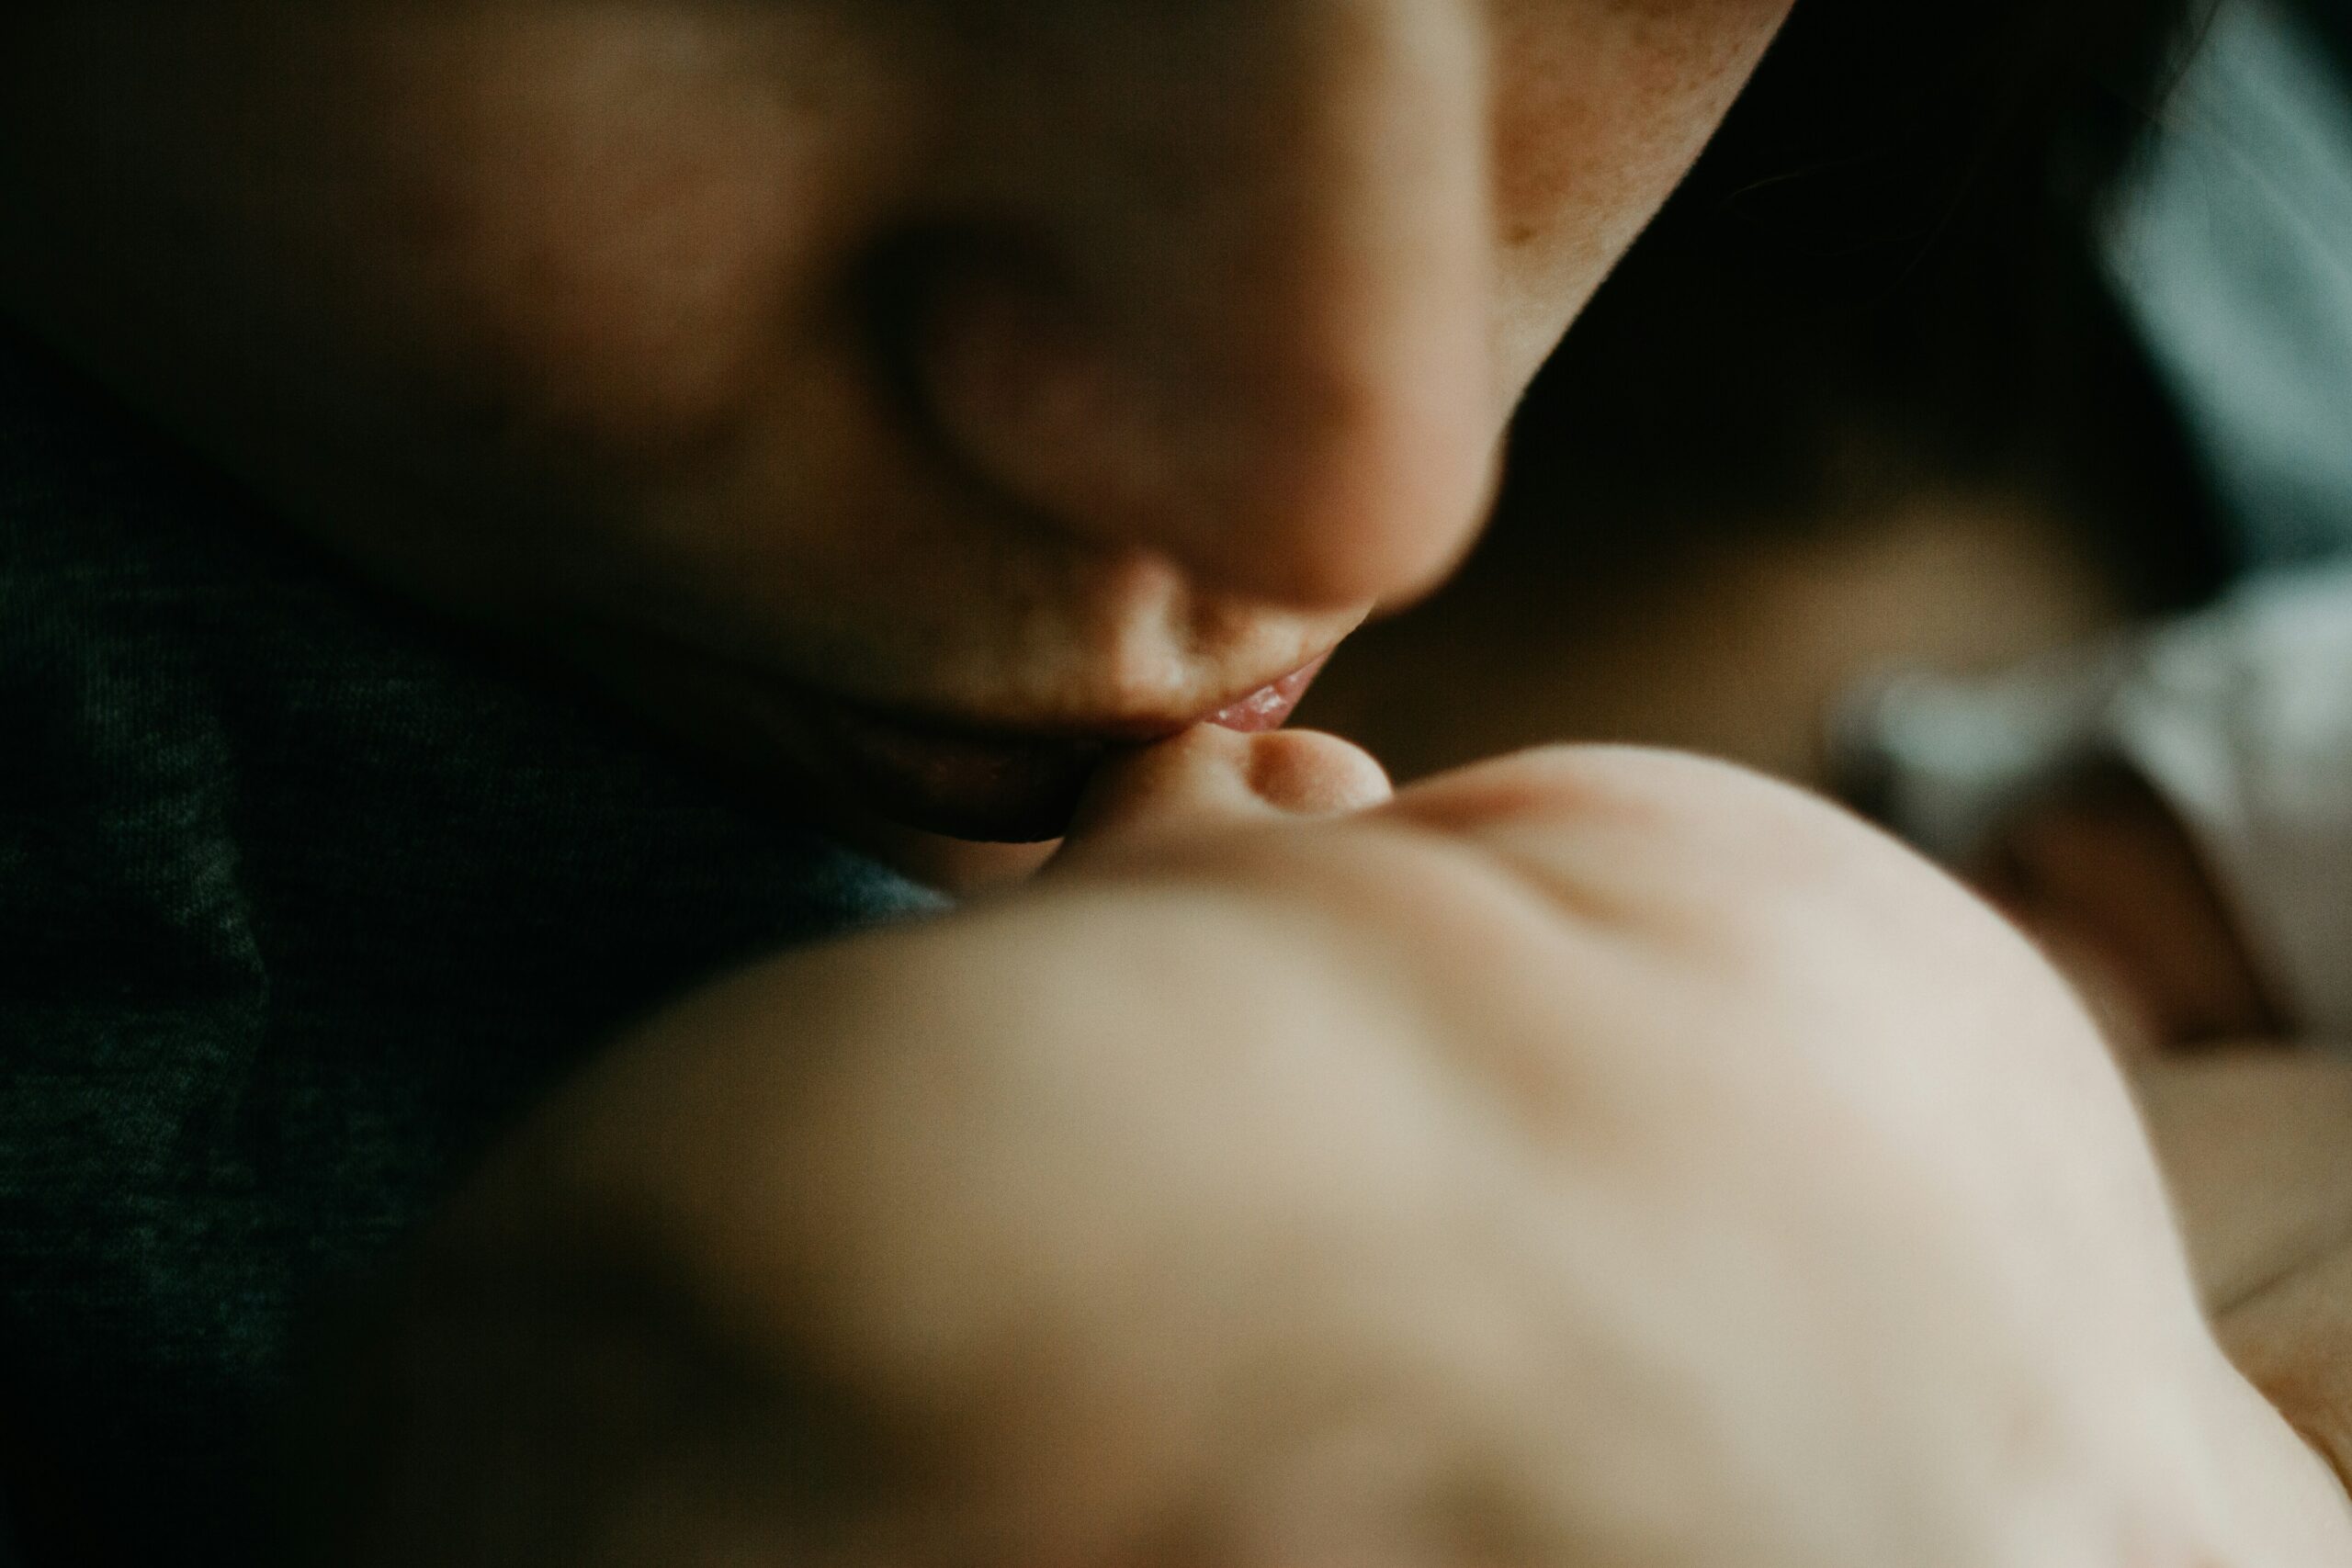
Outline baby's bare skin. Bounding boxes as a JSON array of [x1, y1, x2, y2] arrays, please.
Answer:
[[324, 738, 2350, 1566]]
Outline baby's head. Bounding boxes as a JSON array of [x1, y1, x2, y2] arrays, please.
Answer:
[[0, 1, 1788, 841]]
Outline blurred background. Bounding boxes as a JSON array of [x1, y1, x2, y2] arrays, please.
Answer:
[[1305, 0, 2352, 787]]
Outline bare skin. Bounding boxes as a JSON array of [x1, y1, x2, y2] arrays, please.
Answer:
[[0, 0, 1782, 845], [332, 738, 2351, 1565], [2142, 1049, 2352, 1502], [1307, 464, 2352, 1533]]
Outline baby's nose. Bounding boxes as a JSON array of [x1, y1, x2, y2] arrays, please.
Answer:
[[899, 0, 1501, 612]]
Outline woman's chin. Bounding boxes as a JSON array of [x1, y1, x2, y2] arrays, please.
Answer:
[[861, 828, 1065, 896]]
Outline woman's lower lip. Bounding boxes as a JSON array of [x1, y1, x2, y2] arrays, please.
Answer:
[[813, 656, 1335, 842], [808, 706, 1113, 843]]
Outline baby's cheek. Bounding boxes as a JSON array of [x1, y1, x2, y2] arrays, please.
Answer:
[[1546, 769, 2110, 1124]]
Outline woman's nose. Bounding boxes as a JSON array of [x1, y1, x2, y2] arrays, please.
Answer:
[[899, 0, 1501, 612]]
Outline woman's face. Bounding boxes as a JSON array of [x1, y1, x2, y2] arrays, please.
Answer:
[[0, 0, 1788, 841]]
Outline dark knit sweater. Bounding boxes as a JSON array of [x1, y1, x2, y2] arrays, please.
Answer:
[[0, 339, 941, 1566]]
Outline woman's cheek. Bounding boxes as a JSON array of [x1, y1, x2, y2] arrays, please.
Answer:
[[1484, 0, 1792, 386]]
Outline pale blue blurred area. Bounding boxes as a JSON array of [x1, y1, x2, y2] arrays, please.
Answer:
[[2108, 0, 2352, 569]]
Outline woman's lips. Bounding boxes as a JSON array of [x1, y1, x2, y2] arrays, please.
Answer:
[[810, 654, 1334, 842], [1206, 654, 1331, 734]]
